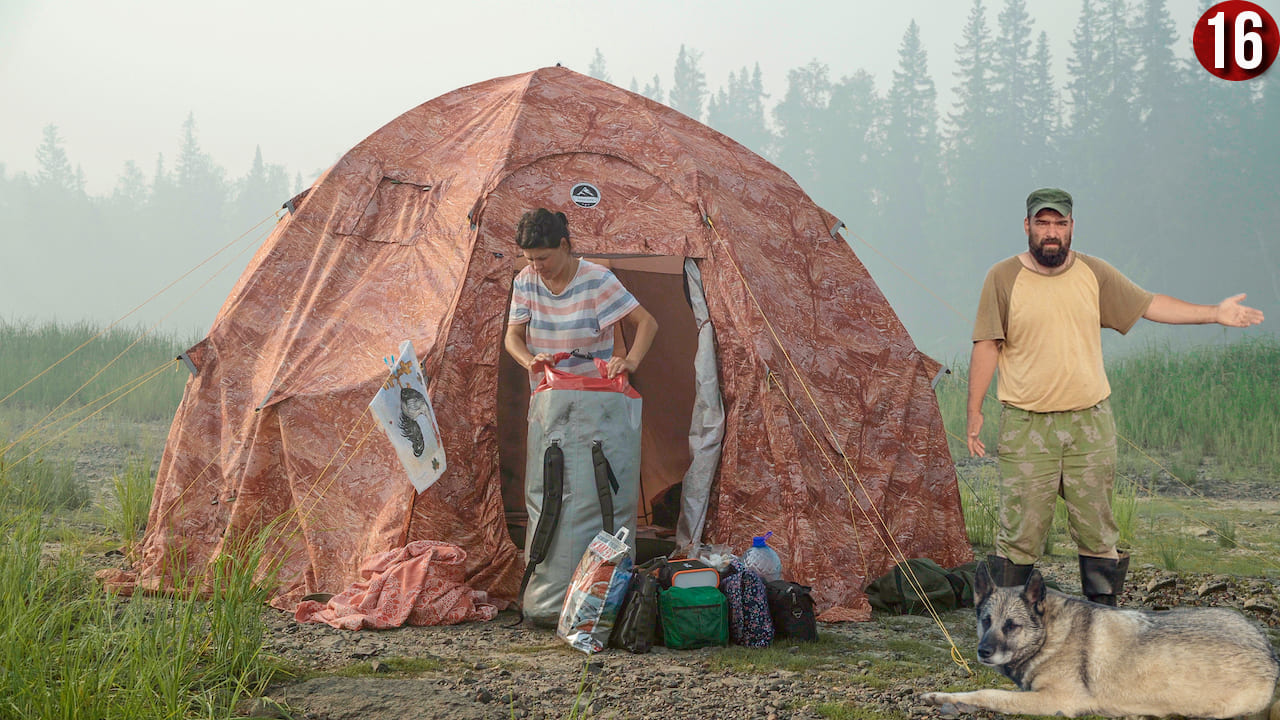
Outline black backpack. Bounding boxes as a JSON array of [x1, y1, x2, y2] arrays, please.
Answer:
[[608, 566, 661, 653], [764, 580, 817, 642]]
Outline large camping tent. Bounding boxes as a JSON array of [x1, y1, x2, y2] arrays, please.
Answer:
[[111, 66, 971, 621]]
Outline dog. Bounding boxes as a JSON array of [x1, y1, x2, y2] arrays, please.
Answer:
[[921, 561, 1280, 719]]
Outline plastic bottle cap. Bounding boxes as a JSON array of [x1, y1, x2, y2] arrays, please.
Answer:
[[752, 535, 768, 548]]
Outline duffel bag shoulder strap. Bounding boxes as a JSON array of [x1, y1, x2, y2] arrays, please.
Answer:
[[507, 441, 565, 628], [590, 440, 620, 534]]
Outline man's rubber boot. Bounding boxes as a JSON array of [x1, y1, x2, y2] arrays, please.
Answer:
[[1080, 552, 1129, 606], [986, 554, 1035, 587]]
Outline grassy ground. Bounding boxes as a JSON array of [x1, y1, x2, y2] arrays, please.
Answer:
[[937, 336, 1280, 481], [940, 336, 1280, 576]]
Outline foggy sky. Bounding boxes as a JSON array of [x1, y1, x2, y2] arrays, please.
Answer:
[[2, 0, 1206, 194], [2, 0, 1271, 356]]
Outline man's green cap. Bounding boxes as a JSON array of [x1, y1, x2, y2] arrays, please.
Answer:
[[1026, 188, 1072, 218]]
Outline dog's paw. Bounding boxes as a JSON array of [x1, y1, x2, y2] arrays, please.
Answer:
[[920, 692, 953, 706], [919, 693, 979, 715]]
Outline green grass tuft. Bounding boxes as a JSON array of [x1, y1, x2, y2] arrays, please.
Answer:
[[105, 457, 155, 551], [0, 445, 89, 512], [0, 318, 192, 423], [0, 496, 280, 719], [814, 703, 908, 720]]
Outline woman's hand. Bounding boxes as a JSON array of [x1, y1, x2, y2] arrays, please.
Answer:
[[605, 356, 636, 378]]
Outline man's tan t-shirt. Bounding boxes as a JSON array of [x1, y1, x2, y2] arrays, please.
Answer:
[[972, 253, 1154, 412]]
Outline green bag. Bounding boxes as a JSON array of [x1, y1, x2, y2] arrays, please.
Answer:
[[866, 559, 978, 615], [658, 585, 728, 649]]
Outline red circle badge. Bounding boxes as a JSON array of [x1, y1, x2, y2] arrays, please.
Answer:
[[1193, 1, 1279, 80]]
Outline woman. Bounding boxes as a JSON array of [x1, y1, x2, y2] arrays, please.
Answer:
[[504, 208, 658, 386]]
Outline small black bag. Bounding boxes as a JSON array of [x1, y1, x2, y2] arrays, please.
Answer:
[[609, 563, 661, 653], [764, 580, 818, 642]]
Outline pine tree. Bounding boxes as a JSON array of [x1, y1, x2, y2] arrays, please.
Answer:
[[987, 0, 1036, 212], [1066, 0, 1099, 139], [641, 74, 664, 103], [706, 63, 772, 155], [884, 22, 939, 177], [1094, 0, 1138, 134], [1025, 32, 1061, 173], [167, 114, 229, 273], [588, 49, 611, 83], [1132, 0, 1182, 126], [772, 60, 832, 185], [945, 0, 1004, 260], [991, 0, 1034, 150], [1131, 0, 1193, 251], [815, 70, 882, 231], [948, 0, 995, 162], [882, 21, 941, 243], [669, 45, 707, 120], [35, 124, 76, 193], [111, 160, 150, 212], [1064, 0, 1137, 201], [234, 146, 290, 231]]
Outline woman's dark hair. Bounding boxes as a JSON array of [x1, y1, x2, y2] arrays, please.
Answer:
[[515, 208, 570, 249]]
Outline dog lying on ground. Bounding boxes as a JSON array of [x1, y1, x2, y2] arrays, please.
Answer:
[[921, 561, 1280, 719]]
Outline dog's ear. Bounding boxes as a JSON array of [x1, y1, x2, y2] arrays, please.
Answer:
[[1022, 569, 1046, 611], [974, 561, 996, 606]]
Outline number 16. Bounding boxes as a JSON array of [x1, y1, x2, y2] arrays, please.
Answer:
[[1207, 10, 1264, 70]]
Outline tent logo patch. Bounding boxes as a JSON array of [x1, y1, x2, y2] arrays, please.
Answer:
[[570, 182, 601, 208]]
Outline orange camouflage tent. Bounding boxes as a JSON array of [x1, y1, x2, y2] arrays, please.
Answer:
[[109, 66, 971, 621]]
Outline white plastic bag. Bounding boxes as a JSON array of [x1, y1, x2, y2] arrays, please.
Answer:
[[556, 527, 633, 654]]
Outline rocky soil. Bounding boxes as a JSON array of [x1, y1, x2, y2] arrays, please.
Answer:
[[240, 556, 1280, 720]]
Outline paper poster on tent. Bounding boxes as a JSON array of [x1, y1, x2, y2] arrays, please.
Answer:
[[370, 341, 446, 493]]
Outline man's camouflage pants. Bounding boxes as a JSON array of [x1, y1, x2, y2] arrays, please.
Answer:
[[994, 399, 1118, 565]]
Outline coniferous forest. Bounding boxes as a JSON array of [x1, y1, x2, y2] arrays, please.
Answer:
[[2, 0, 1277, 358]]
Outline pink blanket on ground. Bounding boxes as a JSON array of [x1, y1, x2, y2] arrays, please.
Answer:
[[295, 540, 498, 629]]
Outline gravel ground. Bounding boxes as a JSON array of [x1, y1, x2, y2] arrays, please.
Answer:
[[243, 556, 1280, 720]]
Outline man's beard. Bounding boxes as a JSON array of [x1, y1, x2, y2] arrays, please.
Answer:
[[1029, 236, 1070, 267]]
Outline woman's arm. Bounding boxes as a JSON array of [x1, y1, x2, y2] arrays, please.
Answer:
[[504, 322, 551, 370], [605, 305, 658, 378]]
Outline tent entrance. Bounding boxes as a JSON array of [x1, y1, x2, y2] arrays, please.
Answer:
[[498, 255, 706, 561]]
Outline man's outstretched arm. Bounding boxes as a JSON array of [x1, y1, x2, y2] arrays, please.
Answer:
[[1143, 293, 1264, 327]]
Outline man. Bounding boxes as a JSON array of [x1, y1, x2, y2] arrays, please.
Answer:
[[967, 188, 1264, 605]]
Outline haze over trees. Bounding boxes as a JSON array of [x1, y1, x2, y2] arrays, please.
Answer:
[[3, 0, 1276, 357]]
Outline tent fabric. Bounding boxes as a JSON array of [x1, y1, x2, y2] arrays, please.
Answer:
[[117, 66, 970, 621], [676, 257, 725, 549]]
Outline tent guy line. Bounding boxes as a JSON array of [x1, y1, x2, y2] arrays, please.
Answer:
[[0, 210, 277, 413], [2, 217, 277, 458], [9, 362, 174, 468], [706, 215, 973, 663]]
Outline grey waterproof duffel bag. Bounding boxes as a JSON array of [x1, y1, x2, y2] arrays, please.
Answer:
[[518, 354, 641, 626]]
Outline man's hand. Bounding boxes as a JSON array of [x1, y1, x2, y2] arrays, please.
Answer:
[[527, 352, 554, 370], [1216, 294, 1265, 328], [605, 356, 636, 378], [966, 411, 986, 457]]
